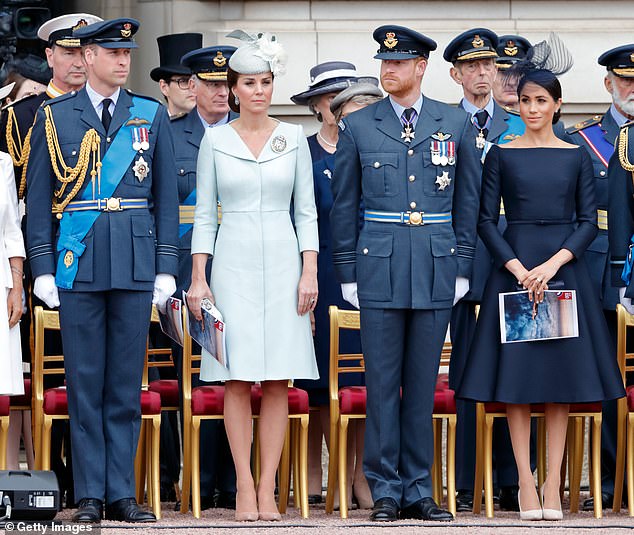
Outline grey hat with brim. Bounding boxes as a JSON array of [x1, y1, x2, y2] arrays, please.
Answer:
[[330, 79, 383, 114]]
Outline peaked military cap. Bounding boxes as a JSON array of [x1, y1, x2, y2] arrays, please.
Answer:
[[443, 28, 498, 63], [150, 33, 203, 82], [373, 25, 437, 60], [291, 61, 360, 105], [496, 35, 532, 69], [37, 13, 103, 48], [181, 46, 237, 82], [74, 18, 140, 49], [598, 44, 634, 78]]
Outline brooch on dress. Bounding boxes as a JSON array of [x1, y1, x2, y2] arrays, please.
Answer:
[[270, 135, 286, 153]]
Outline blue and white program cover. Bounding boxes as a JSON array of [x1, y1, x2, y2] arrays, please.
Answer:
[[183, 292, 229, 369], [499, 290, 578, 344]]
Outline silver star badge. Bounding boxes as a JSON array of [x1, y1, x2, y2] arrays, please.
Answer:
[[435, 171, 451, 191], [133, 156, 149, 182]]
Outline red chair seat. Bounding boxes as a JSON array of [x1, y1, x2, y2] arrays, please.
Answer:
[[10, 378, 31, 408], [433, 388, 456, 414], [149, 379, 179, 408], [43, 387, 68, 415], [436, 373, 449, 391], [249, 385, 308, 415], [339, 386, 367, 415], [626, 385, 634, 411], [141, 390, 162, 415], [191, 385, 225, 416], [484, 401, 602, 414], [0, 395, 10, 416]]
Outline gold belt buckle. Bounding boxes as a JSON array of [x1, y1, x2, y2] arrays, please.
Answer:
[[104, 197, 122, 211], [407, 211, 423, 225]]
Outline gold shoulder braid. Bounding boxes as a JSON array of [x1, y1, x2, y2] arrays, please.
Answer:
[[43, 105, 102, 216], [618, 125, 634, 173], [6, 107, 26, 167], [17, 123, 33, 199]]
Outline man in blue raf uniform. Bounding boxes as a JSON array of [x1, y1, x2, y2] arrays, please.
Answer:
[[492, 35, 532, 112], [444, 27, 520, 513], [26, 18, 178, 523], [171, 44, 238, 511], [330, 24, 480, 522], [581, 44, 634, 511]]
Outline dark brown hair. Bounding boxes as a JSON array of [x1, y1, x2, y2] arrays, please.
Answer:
[[227, 67, 274, 114]]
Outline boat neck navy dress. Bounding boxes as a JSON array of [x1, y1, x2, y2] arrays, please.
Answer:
[[457, 145, 624, 404]]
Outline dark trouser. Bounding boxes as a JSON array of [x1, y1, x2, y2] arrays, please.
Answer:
[[450, 301, 518, 491], [59, 289, 152, 503], [172, 343, 236, 496], [361, 307, 451, 508]]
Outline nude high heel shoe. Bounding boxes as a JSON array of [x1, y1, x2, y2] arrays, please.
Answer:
[[540, 486, 563, 521], [518, 489, 543, 521]]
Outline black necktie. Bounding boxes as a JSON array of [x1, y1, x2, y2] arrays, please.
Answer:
[[474, 109, 488, 138], [101, 98, 112, 132], [402, 107, 415, 128]]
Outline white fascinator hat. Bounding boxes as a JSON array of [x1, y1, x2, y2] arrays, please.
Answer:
[[226, 30, 287, 76]]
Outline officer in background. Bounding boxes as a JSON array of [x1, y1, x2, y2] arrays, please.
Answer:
[[330, 24, 480, 522], [443, 28, 521, 513], [492, 35, 532, 113], [26, 18, 178, 523], [577, 44, 634, 511], [150, 33, 202, 118], [171, 45, 238, 511]]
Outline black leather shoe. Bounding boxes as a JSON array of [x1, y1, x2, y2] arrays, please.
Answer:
[[499, 486, 519, 511], [583, 492, 613, 511], [400, 497, 454, 521], [369, 497, 399, 521], [200, 495, 215, 511], [104, 498, 156, 523], [456, 490, 474, 512], [72, 498, 103, 523], [215, 490, 236, 510]]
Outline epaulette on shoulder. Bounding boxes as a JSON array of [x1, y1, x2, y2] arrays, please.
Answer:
[[45, 91, 77, 106], [125, 89, 163, 105], [170, 111, 187, 122], [503, 106, 520, 116], [565, 115, 602, 134], [0, 92, 38, 112]]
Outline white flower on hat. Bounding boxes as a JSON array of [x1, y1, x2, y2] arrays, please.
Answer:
[[254, 33, 287, 76]]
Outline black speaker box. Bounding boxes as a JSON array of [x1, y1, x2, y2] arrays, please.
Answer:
[[0, 471, 59, 520]]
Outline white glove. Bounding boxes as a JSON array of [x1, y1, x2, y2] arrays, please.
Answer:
[[619, 287, 634, 315], [341, 282, 360, 310], [33, 274, 60, 309], [152, 273, 176, 313], [453, 276, 470, 306]]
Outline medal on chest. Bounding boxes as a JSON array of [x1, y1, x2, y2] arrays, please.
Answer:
[[476, 130, 486, 150], [401, 124, 415, 143], [435, 171, 451, 191], [133, 156, 149, 182], [132, 127, 150, 152], [430, 140, 455, 166]]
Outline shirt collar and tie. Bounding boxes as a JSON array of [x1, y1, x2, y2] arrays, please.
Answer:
[[389, 94, 423, 129], [461, 96, 495, 138], [197, 110, 230, 129], [85, 82, 120, 132]]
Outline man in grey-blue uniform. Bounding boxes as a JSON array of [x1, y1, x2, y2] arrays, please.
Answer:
[[574, 44, 634, 511], [330, 25, 480, 522], [26, 18, 178, 523], [444, 28, 520, 513], [170, 45, 238, 511]]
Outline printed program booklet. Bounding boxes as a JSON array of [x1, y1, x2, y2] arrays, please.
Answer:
[[183, 292, 229, 369], [499, 290, 579, 344], [158, 297, 184, 346]]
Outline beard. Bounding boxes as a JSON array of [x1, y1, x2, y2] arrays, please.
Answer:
[[380, 74, 417, 98], [612, 86, 634, 117]]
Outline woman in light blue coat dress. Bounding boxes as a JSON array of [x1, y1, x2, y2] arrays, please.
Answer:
[[187, 31, 319, 521]]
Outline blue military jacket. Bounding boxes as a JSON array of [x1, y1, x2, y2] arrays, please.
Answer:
[[168, 107, 237, 294], [26, 87, 179, 292], [566, 109, 620, 309], [330, 96, 480, 309]]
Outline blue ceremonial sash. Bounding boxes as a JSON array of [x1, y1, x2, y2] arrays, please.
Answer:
[[179, 189, 196, 238], [498, 113, 525, 145], [577, 123, 613, 167], [55, 97, 159, 289]]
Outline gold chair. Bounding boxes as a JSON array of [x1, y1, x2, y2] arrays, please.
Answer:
[[33, 306, 162, 518], [614, 303, 634, 514]]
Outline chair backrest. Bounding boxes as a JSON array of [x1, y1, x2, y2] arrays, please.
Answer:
[[142, 305, 176, 389], [33, 306, 65, 402], [328, 306, 364, 416], [617, 304, 634, 384]]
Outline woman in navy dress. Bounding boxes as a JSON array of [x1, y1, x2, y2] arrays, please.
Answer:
[[457, 69, 624, 520]]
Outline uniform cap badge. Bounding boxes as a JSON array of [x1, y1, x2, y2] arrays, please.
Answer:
[[133, 156, 149, 182], [213, 51, 227, 67], [384, 32, 398, 49], [270, 135, 287, 153], [504, 40, 518, 56], [72, 19, 88, 32], [472, 35, 484, 48], [121, 22, 132, 38]]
